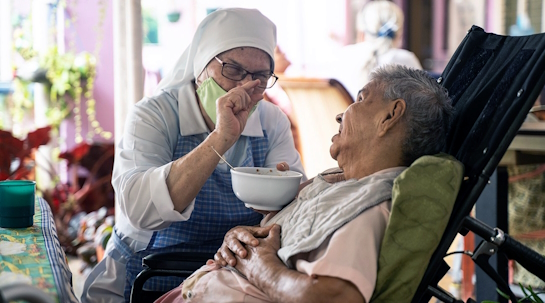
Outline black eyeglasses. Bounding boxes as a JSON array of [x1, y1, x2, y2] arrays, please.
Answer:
[[214, 57, 278, 89]]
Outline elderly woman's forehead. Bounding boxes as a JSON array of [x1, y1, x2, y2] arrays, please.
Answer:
[[359, 81, 383, 94]]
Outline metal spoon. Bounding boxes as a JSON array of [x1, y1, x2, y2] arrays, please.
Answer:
[[211, 146, 236, 171]]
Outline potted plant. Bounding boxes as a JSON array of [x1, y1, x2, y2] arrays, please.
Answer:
[[0, 126, 52, 181]]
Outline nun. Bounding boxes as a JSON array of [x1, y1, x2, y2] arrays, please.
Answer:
[[81, 8, 306, 303]]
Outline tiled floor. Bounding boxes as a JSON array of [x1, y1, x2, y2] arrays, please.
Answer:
[[67, 256, 88, 300]]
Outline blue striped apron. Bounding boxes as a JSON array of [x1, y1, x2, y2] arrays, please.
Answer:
[[117, 132, 269, 301]]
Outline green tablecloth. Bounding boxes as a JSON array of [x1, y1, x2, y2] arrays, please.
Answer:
[[0, 197, 78, 302]]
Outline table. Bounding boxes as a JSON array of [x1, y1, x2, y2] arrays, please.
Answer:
[[0, 197, 78, 303], [500, 122, 545, 166]]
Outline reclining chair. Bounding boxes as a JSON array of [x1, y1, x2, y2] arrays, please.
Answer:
[[130, 25, 545, 303], [407, 25, 545, 303]]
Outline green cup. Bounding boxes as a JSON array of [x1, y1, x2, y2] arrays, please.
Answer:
[[0, 180, 36, 228]]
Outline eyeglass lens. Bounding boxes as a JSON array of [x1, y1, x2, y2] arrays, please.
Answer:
[[221, 64, 276, 88]]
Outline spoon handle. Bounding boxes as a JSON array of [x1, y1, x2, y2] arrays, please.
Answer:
[[211, 146, 236, 171]]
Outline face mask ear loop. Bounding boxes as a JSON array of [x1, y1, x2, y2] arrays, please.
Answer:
[[205, 67, 210, 81], [196, 66, 211, 88]]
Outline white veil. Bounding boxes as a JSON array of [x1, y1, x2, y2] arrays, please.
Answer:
[[154, 8, 277, 94]]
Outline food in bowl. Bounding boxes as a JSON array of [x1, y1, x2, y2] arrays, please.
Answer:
[[231, 167, 303, 211]]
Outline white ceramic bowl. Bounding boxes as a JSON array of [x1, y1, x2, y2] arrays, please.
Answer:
[[231, 167, 303, 211]]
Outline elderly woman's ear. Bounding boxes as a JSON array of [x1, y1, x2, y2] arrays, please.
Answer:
[[378, 98, 406, 137]]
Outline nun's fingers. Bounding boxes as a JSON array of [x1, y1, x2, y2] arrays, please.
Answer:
[[225, 80, 261, 110], [276, 162, 290, 171]]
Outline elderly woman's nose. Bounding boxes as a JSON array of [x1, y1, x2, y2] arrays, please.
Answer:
[[336, 113, 343, 123]]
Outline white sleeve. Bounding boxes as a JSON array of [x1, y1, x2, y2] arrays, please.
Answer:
[[112, 95, 194, 231], [259, 101, 308, 181]]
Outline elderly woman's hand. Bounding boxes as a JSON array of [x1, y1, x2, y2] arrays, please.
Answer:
[[234, 224, 282, 283], [214, 224, 275, 267], [215, 79, 262, 145]]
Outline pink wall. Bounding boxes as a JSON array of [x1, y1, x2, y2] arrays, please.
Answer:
[[432, 0, 448, 74], [61, 0, 114, 149]]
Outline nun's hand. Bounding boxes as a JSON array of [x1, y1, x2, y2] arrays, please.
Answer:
[[215, 79, 262, 145], [276, 162, 289, 171]]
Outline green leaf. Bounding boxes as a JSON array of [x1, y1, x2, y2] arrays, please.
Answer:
[[527, 286, 544, 303], [516, 283, 544, 303], [496, 288, 510, 300], [520, 283, 531, 299]]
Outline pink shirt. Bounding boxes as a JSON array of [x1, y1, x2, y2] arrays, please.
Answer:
[[155, 200, 391, 303]]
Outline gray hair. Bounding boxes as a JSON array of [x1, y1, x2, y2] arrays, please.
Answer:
[[369, 64, 453, 165]]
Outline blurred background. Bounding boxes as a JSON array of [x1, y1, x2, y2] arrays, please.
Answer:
[[1, 0, 544, 301]]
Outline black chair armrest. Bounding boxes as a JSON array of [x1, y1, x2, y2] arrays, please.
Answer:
[[142, 251, 214, 271], [131, 251, 215, 303]]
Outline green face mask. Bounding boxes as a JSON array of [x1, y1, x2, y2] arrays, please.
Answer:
[[196, 76, 258, 126], [196, 77, 227, 125]]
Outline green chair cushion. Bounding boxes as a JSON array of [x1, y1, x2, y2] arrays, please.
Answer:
[[371, 153, 464, 303]]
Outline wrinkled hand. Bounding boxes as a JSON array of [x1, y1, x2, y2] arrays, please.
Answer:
[[215, 225, 274, 267], [215, 80, 262, 145], [234, 224, 283, 282], [276, 162, 289, 171]]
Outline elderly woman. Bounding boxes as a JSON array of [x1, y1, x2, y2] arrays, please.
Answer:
[[81, 8, 305, 303], [155, 65, 453, 303]]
